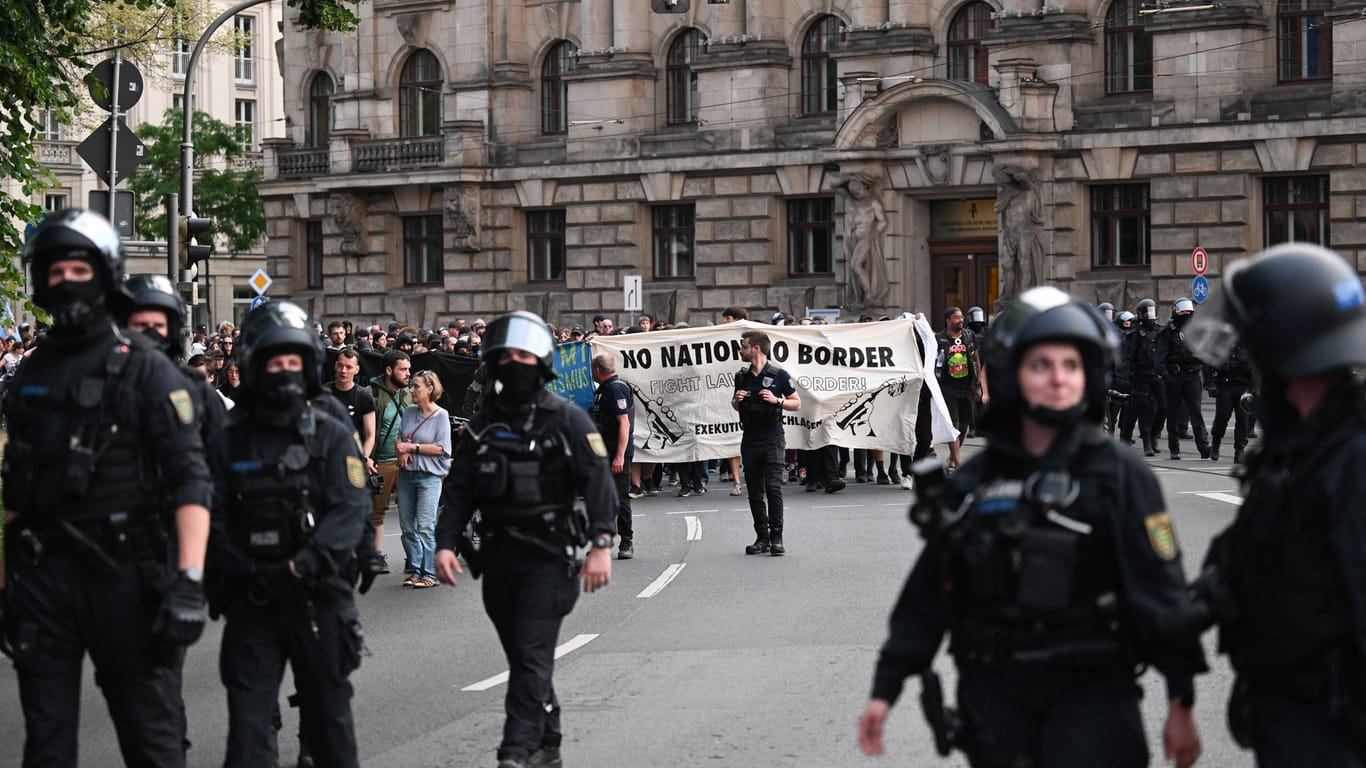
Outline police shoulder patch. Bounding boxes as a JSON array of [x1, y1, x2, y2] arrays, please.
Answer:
[[169, 388, 194, 426], [586, 432, 608, 458], [1144, 512, 1179, 561], [346, 456, 366, 489]]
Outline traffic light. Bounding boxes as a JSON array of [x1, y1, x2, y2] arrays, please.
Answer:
[[178, 214, 212, 270]]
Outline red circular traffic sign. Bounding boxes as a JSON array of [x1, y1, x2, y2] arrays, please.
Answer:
[[1191, 247, 1208, 275]]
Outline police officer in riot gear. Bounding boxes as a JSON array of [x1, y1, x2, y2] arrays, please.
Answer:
[[858, 286, 1207, 768], [965, 306, 987, 336], [434, 310, 617, 768], [1120, 297, 1165, 456], [1205, 341, 1253, 464], [208, 301, 370, 768], [1187, 243, 1366, 767], [2, 209, 213, 767], [1157, 298, 1211, 460], [1097, 301, 1115, 323], [1108, 310, 1137, 434]]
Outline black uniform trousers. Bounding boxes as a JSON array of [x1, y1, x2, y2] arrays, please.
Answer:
[[741, 434, 786, 538], [481, 539, 580, 760], [6, 555, 185, 768], [612, 459, 633, 544], [1119, 375, 1164, 445], [1211, 383, 1249, 454], [958, 664, 1148, 768], [1246, 687, 1366, 768], [219, 589, 361, 768], [1165, 372, 1210, 454]]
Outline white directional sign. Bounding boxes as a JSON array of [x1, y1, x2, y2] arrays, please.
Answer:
[[624, 274, 643, 312], [249, 268, 272, 295]]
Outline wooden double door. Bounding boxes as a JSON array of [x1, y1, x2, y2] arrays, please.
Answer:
[[930, 239, 999, 325]]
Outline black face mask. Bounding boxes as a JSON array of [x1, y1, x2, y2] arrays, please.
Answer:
[[45, 279, 106, 330], [491, 360, 544, 405], [1024, 402, 1086, 430], [259, 370, 307, 408], [1173, 314, 1192, 329], [139, 327, 179, 358]]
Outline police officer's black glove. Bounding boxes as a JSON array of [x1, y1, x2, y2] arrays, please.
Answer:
[[355, 553, 385, 595], [153, 572, 209, 647], [1189, 566, 1238, 628]]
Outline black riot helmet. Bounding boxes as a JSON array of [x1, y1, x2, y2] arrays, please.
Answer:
[[481, 310, 557, 377], [1135, 298, 1158, 325], [120, 274, 187, 357], [1097, 302, 1115, 322], [237, 300, 325, 398], [965, 306, 986, 333], [1187, 243, 1366, 380], [1170, 297, 1194, 319], [979, 286, 1119, 433], [21, 208, 129, 326], [1116, 310, 1136, 330]]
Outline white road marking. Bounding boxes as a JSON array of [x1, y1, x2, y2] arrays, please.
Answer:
[[637, 563, 686, 599], [811, 504, 863, 510], [461, 633, 599, 691], [1193, 491, 1244, 506], [667, 509, 717, 515], [685, 515, 702, 541]]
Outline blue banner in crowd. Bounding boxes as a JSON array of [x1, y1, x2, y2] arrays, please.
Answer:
[[548, 341, 594, 411]]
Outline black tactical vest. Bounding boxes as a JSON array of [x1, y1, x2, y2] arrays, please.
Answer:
[[943, 445, 1122, 667], [3, 337, 156, 524], [224, 409, 324, 563], [468, 417, 575, 526]]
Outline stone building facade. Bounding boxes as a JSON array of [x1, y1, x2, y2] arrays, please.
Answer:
[[259, 0, 1366, 328]]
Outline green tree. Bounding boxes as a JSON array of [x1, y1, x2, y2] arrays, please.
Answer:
[[129, 108, 264, 254], [0, 0, 362, 312]]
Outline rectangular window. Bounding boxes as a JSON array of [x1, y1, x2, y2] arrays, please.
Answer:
[[305, 220, 324, 290], [40, 110, 62, 141], [652, 204, 695, 279], [44, 194, 67, 212], [787, 198, 835, 275], [1265, 175, 1329, 246], [527, 209, 566, 282], [235, 99, 255, 149], [172, 37, 191, 77], [1090, 184, 1150, 268], [233, 15, 255, 83], [403, 214, 444, 285]]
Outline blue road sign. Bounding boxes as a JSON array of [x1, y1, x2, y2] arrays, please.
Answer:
[[1192, 275, 1211, 304], [250, 295, 269, 311]]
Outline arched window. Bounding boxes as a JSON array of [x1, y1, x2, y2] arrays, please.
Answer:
[[542, 41, 577, 135], [948, 2, 995, 85], [801, 16, 840, 116], [666, 29, 705, 125], [399, 49, 442, 137], [1104, 0, 1152, 94], [307, 73, 334, 147], [1278, 0, 1332, 81]]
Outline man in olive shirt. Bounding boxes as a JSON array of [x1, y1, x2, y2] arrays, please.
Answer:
[[368, 350, 411, 570]]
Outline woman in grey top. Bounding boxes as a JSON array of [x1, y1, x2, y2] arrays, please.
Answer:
[[395, 370, 453, 587]]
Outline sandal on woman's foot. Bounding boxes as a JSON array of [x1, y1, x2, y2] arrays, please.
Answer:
[[412, 577, 438, 589], [402, 575, 417, 587]]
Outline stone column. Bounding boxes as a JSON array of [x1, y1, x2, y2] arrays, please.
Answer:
[[847, 0, 888, 27], [613, 0, 649, 53], [580, 0, 612, 52]]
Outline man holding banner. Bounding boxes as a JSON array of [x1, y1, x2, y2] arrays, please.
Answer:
[[733, 330, 801, 556]]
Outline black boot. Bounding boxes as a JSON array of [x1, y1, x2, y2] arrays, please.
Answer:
[[1143, 437, 1156, 457], [528, 746, 563, 768], [769, 532, 785, 556], [1209, 442, 1220, 462], [745, 536, 770, 555]]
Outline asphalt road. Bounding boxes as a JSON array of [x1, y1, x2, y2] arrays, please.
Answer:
[[0, 425, 1256, 768]]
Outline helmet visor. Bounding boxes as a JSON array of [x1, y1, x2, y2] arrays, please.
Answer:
[[1184, 289, 1240, 367], [489, 314, 555, 359]]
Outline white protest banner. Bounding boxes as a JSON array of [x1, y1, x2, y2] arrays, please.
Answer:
[[591, 319, 926, 463]]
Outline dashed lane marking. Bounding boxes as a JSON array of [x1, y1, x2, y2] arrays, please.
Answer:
[[460, 634, 599, 691], [685, 515, 701, 541], [811, 504, 863, 510], [667, 509, 718, 515], [637, 564, 686, 599], [1191, 491, 1244, 506]]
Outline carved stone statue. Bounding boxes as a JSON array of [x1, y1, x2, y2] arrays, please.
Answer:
[[444, 185, 480, 252], [328, 192, 365, 255], [841, 174, 889, 308], [993, 165, 1047, 301]]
